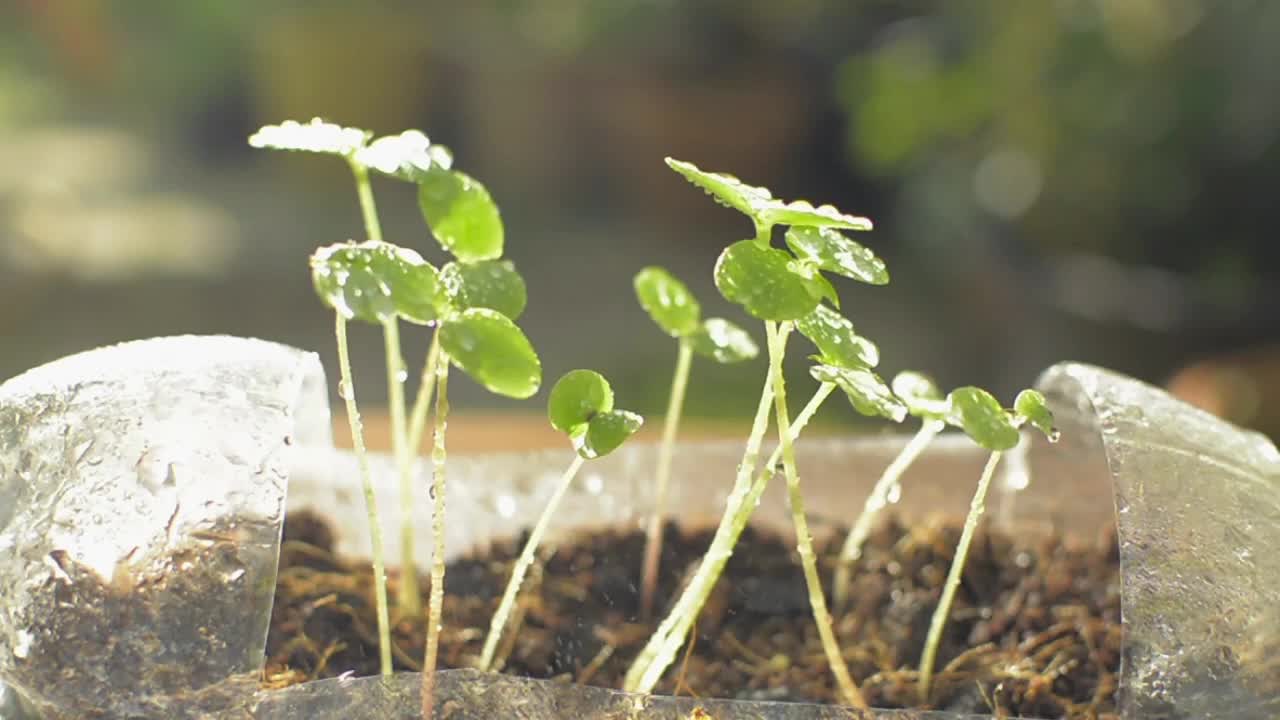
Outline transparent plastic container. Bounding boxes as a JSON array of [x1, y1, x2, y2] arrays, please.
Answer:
[[2, 337, 1276, 719]]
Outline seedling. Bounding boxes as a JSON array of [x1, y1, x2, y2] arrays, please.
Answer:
[[632, 266, 757, 618], [478, 370, 643, 671], [626, 160, 901, 708], [251, 119, 538, 720], [916, 387, 1058, 703]]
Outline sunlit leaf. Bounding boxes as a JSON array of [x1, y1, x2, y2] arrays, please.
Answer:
[[418, 168, 503, 262], [811, 364, 907, 422], [715, 240, 819, 321], [249, 118, 368, 156], [440, 308, 541, 398], [785, 226, 888, 285], [795, 305, 878, 369], [580, 409, 643, 459], [548, 369, 614, 435], [438, 259, 527, 320], [759, 201, 873, 232], [891, 371, 951, 420], [788, 259, 842, 308], [634, 266, 701, 337], [946, 387, 1020, 451], [688, 318, 758, 364], [665, 157, 773, 220], [310, 241, 442, 325], [1014, 389, 1059, 442], [355, 130, 453, 182]]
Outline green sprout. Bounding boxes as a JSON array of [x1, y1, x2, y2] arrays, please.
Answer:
[[252, 119, 538, 720], [625, 159, 894, 709], [478, 370, 643, 671], [916, 387, 1058, 703], [632, 266, 757, 619]]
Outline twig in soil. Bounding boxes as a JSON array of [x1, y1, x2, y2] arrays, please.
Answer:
[[576, 642, 615, 685], [673, 618, 700, 698]]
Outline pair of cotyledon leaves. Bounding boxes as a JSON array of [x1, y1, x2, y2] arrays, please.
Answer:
[[547, 370, 643, 459], [892, 371, 1059, 451], [633, 267, 758, 364], [251, 120, 538, 399]]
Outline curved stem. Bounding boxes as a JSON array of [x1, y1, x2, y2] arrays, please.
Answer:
[[479, 454, 587, 670], [348, 159, 383, 243], [832, 418, 945, 611], [917, 449, 1005, 704], [383, 319, 423, 617], [420, 356, 451, 720], [766, 322, 866, 709], [406, 332, 442, 457], [639, 338, 695, 619], [335, 314, 392, 676]]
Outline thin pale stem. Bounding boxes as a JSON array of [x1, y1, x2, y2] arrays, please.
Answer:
[[382, 319, 422, 616], [624, 365, 776, 692], [639, 338, 695, 619], [335, 314, 393, 676], [479, 454, 587, 670], [832, 418, 945, 611], [765, 322, 866, 709], [420, 356, 451, 720], [348, 159, 383, 243], [917, 449, 1005, 704], [406, 332, 442, 457]]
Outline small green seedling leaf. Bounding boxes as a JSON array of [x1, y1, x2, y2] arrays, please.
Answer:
[[891, 371, 951, 420], [581, 409, 644, 459], [249, 118, 368, 157], [811, 364, 907, 422], [634, 266, 701, 337], [665, 158, 774, 220], [438, 259, 527, 320], [715, 240, 819, 321], [946, 387, 1021, 451], [795, 305, 878, 369], [548, 369, 614, 434], [440, 308, 541, 398], [355, 130, 454, 182], [1014, 389, 1060, 441], [688, 318, 758, 364], [758, 201, 873, 233], [787, 259, 842, 308], [418, 168, 503, 262], [310, 241, 442, 325], [785, 227, 888, 285]]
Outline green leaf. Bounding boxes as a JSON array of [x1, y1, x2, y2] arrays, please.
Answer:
[[547, 369, 614, 435], [688, 318, 758, 364], [355, 130, 453, 182], [634, 266, 701, 337], [946, 387, 1021, 451], [418, 168, 503, 262], [1014, 389, 1059, 441], [811, 364, 907, 422], [787, 259, 842, 309], [714, 240, 819, 321], [580, 409, 643, 459], [794, 305, 877, 369], [665, 157, 874, 233], [438, 259, 527, 320], [310, 241, 442, 325], [785, 227, 888, 285], [248, 118, 369, 156], [440, 308, 541, 398], [891, 371, 951, 420]]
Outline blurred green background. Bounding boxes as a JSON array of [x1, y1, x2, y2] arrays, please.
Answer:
[[2, 1, 1278, 432]]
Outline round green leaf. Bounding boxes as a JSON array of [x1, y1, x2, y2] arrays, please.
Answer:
[[795, 305, 878, 369], [1014, 389, 1059, 441], [440, 308, 541, 398], [688, 318, 758, 364], [548, 369, 614, 435], [665, 157, 773, 220], [418, 168, 503, 262], [355, 130, 453, 182], [634, 266, 701, 337], [891, 371, 951, 420], [811, 364, 907, 422], [310, 241, 441, 325], [438, 259, 527, 320], [758, 201, 873, 233], [580, 409, 643, 459], [787, 259, 842, 309], [714, 240, 819, 321], [785, 226, 888, 285], [946, 387, 1021, 451], [249, 118, 368, 157]]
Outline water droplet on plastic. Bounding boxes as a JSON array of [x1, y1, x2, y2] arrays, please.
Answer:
[[496, 494, 516, 518], [13, 629, 33, 660], [224, 567, 246, 583]]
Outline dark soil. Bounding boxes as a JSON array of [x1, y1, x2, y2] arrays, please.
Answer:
[[264, 510, 1122, 719]]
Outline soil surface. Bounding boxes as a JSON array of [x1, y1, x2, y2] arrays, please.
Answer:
[[264, 510, 1121, 718]]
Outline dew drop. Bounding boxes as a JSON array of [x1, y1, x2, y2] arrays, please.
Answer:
[[337, 380, 353, 400]]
